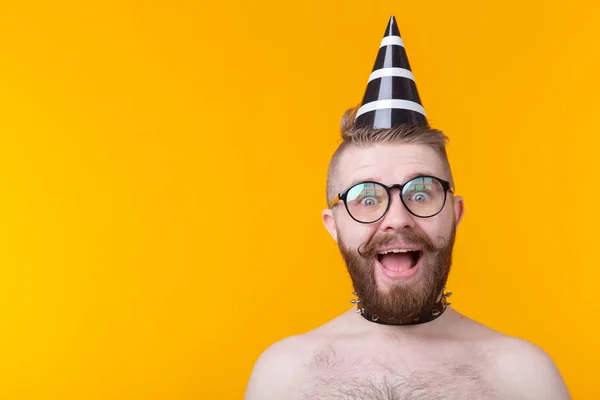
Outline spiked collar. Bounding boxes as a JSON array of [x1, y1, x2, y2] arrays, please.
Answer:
[[352, 288, 452, 325]]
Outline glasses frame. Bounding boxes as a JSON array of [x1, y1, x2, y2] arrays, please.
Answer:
[[330, 175, 454, 224]]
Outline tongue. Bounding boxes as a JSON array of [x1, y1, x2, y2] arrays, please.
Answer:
[[380, 253, 414, 272]]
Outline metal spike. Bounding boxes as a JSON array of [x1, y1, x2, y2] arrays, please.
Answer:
[[356, 308, 365, 314], [371, 315, 379, 322], [445, 292, 453, 298], [350, 299, 357, 304], [352, 291, 358, 296], [445, 302, 452, 307], [432, 309, 441, 317]]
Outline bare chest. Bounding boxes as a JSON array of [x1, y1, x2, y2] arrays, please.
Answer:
[[296, 345, 501, 400]]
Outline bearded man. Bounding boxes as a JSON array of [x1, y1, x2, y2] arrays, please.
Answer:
[[245, 16, 570, 400]]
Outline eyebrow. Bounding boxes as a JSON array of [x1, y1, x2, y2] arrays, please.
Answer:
[[346, 171, 439, 188]]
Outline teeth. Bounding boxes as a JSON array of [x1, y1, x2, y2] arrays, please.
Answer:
[[378, 249, 418, 255]]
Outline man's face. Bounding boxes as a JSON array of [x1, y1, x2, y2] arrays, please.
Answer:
[[322, 143, 464, 324]]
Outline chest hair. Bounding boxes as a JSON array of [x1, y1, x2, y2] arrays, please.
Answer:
[[299, 346, 500, 400]]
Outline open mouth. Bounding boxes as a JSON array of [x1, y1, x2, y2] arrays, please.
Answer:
[[376, 248, 422, 275]]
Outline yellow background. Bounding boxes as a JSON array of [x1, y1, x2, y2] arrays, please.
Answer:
[[0, 0, 597, 398]]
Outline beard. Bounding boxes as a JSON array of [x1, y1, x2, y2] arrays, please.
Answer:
[[338, 223, 456, 325]]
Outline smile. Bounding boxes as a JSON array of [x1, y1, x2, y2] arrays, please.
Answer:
[[376, 247, 422, 280]]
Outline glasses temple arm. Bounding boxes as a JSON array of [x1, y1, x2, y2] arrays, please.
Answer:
[[330, 194, 341, 209]]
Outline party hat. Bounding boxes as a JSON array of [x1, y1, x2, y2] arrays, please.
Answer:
[[354, 16, 428, 128]]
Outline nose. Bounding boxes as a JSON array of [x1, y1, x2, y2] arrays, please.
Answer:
[[380, 189, 417, 232]]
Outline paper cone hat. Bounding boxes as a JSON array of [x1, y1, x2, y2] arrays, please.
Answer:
[[354, 16, 428, 128]]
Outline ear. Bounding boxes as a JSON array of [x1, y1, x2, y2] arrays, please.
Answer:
[[321, 208, 338, 243], [452, 195, 465, 226]]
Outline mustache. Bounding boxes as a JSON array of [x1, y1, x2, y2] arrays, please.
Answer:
[[357, 231, 443, 258]]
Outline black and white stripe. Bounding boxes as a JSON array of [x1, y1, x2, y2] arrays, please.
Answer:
[[355, 16, 428, 128]]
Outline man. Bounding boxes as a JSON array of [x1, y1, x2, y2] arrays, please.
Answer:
[[245, 16, 570, 399]]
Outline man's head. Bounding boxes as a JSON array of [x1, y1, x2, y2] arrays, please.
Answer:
[[322, 107, 465, 324]]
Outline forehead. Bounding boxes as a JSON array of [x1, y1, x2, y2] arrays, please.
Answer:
[[337, 143, 448, 189]]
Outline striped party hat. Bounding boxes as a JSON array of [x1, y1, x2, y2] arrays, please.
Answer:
[[354, 16, 428, 128]]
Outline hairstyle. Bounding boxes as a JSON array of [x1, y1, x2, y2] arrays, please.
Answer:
[[326, 107, 453, 205]]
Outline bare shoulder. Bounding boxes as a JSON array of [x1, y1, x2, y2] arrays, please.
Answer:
[[448, 312, 570, 399], [244, 334, 319, 400], [483, 335, 571, 399]]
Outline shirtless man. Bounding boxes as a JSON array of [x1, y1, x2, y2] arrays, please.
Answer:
[[245, 16, 571, 400]]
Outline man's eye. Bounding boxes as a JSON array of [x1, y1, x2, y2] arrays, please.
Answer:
[[360, 197, 379, 206], [410, 192, 429, 202]]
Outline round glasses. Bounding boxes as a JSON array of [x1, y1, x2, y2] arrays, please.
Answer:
[[330, 176, 453, 224]]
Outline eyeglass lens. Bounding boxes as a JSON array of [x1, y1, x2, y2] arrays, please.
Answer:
[[345, 177, 446, 222]]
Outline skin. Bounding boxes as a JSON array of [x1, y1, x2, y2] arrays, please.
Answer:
[[245, 143, 571, 400]]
